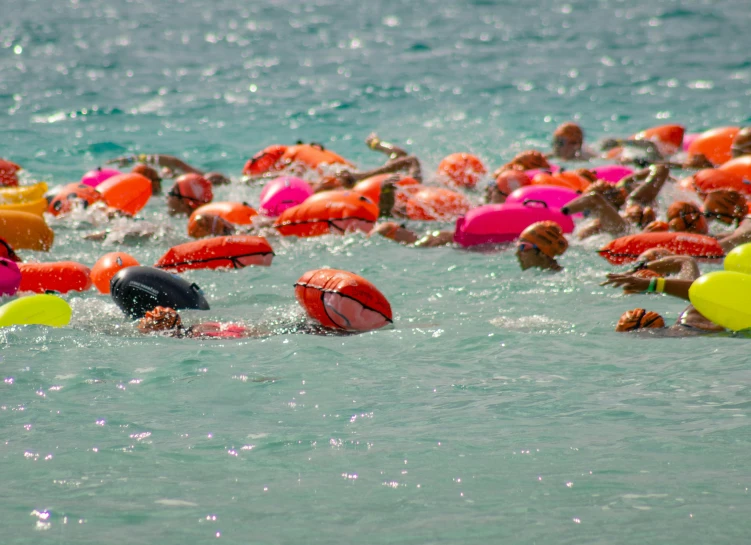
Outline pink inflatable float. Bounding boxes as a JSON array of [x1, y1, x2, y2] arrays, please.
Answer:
[[505, 185, 580, 210], [81, 168, 121, 188], [0, 258, 22, 296], [525, 163, 560, 180], [682, 133, 700, 152], [592, 165, 633, 184], [453, 201, 575, 248], [259, 176, 314, 217]]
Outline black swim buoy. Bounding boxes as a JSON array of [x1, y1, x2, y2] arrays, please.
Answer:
[[110, 266, 210, 318]]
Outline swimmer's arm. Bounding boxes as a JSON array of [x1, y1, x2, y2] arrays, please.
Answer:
[[595, 199, 630, 236], [348, 156, 423, 183], [616, 167, 650, 192], [414, 230, 454, 248], [718, 218, 751, 252], [365, 133, 409, 160], [107, 154, 203, 175], [627, 164, 669, 206], [645, 256, 701, 281], [602, 138, 663, 161], [603, 273, 693, 301]]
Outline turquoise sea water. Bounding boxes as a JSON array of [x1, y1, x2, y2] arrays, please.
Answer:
[[3, 1, 751, 543]]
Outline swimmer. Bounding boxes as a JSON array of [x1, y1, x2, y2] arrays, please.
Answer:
[[136, 306, 350, 339], [515, 221, 568, 271], [131, 163, 163, 195], [731, 127, 751, 159], [617, 164, 671, 207], [492, 150, 550, 178], [562, 191, 629, 239], [549, 122, 596, 161], [485, 170, 530, 204], [666, 202, 708, 234], [107, 154, 230, 185], [187, 213, 237, 238], [702, 189, 747, 227], [166, 173, 214, 216]]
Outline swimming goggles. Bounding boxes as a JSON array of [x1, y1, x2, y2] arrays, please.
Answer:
[[516, 241, 540, 253]]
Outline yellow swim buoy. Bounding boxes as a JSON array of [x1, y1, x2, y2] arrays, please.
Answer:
[[0, 210, 54, 251], [689, 271, 751, 331], [0, 198, 48, 216], [0, 182, 48, 205], [723, 243, 751, 275], [0, 294, 72, 328]]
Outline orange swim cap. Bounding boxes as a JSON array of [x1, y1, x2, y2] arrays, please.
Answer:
[[643, 220, 669, 233], [437, 153, 487, 188], [138, 306, 182, 333], [703, 189, 747, 224], [132, 163, 161, 183], [553, 122, 584, 145], [187, 213, 237, 238], [667, 201, 708, 234], [504, 150, 550, 171], [495, 170, 529, 196], [170, 174, 213, 210], [615, 308, 665, 332], [518, 221, 568, 258], [623, 204, 656, 228]]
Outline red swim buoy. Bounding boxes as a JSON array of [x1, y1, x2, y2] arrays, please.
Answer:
[[598, 232, 724, 265], [90, 252, 140, 294], [275, 191, 379, 237], [294, 269, 393, 331], [436, 153, 487, 189], [154, 236, 274, 272], [19, 261, 92, 293]]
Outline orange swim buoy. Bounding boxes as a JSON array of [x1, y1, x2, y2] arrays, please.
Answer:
[[719, 156, 751, 184], [48, 183, 103, 216], [243, 145, 289, 176], [190, 202, 258, 225], [633, 124, 685, 156], [687, 127, 739, 166], [283, 144, 352, 170], [598, 232, 724, 265], [436, 153, 487, 189], [691, 168, 749, 196], [275, 191, 379, 237], [19, 261, 92, 293], [154, 236, 274, 272], [530, 172, 590, 192], [353, 175, 420, 203], [0, 210, 54, 251], [396, 185, 471, 221], [294, 269, 393, 331], [90, 252, 140, 294], [96, 173, 153, 216]]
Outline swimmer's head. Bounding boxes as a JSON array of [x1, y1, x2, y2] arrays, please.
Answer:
[[703, 189, 747, 225], [667, 201, 708, 234], [623, 204, 656, 229], [131, 163, 162, 194], [369, 221, 419, 245], [587, 180, 627, 210], [487, 170, 529, 203], [552, 123, 584, 159], [503, 150, 550, 172], [731, 127, 751, 158], [243, 145, 288, 176], [643, 220, 669, 233], [615, 308, 665, 332], [573, 168, 598, 183], [167, 174, 213, 216], [188, 213, 237, 238], [0, 159, 21, 187], [516, 221, 568, 270], [137, 306, 182, 334]]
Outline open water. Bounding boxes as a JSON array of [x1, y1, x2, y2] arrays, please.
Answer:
[[2, 0, 751, 543]]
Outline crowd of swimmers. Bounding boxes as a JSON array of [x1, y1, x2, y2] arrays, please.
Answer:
[[3, 121, 751, 337]]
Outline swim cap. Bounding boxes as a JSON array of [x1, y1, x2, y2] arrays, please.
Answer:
[[436, 153, 487, 188], [504, 150, 550, 171], [243, 145, 288, 176], [573, 168, 597, 183], [588, 180, 627, 209], [615, 308, 665, 332], [623, 204, 656, 228], [0, 237, 20, 262], [703, 189, 747, 224], [553, 122, 584, 146], [643, 220, 669, 232], [169, 174, 213, 209], [732, 127, 751, 156], [132, 163, 161, 184], [187, 213, 236, 238], [0, 159, 21, 187], [518, 221, 568, 258], [667, 201, 708, 234], [138, 306, 182, 333], [495, 170, 529, 196]]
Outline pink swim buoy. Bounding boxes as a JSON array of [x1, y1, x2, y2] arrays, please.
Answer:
[[81, 168, 121, 188], [592, 165, 633, 184], [453, 201, 575, 248], [524, 163, 560, 181], [505, 185, 580, 211], [682, 133, 700, 153], [0, 258, 22, 296], [259, 176, 314, 217]]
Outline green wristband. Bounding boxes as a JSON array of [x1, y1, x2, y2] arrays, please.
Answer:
[[646, 277, 657, 293]]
